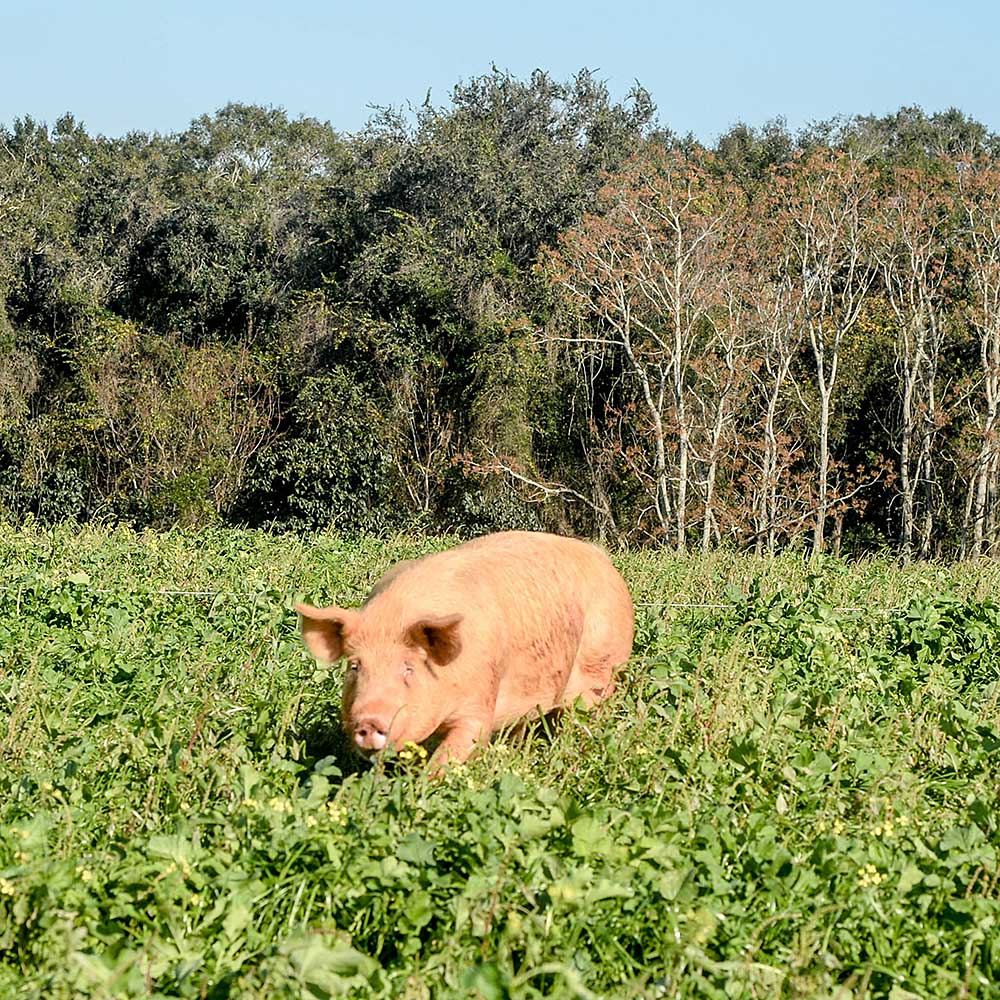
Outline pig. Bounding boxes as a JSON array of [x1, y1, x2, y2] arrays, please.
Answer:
[[296, 530, 634, 769]]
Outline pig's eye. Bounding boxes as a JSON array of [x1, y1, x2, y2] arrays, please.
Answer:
[[347, 659, 361, 673], [402, 663, 414, 682]]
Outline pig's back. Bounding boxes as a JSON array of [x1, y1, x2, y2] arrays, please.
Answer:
[[367, 531, 629, 656]]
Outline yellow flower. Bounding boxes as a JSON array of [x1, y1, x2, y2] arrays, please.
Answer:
[[873, 812, 898, 838], [242, 798, 259, 810], [832, 818, 845, 836], [858, 863, 885, 888], [268, 797, 293, 814], [398, 741, 429, 763], [190, 893, 202, 906], [305, 815, 318, 828], [0, 878, 14, 896], [326, 802, 346, 824], [76, 867, 93, 883]]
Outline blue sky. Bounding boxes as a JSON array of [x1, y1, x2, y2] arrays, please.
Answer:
[[2, 0, 996, 141]]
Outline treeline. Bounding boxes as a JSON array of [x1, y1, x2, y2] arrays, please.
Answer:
[[2, 69, 999, 556]]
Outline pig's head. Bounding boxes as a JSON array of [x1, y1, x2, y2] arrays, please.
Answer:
[[296, 602, 463, 757]]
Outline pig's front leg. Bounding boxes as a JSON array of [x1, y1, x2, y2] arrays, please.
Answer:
[[428, 713, 493, 774]]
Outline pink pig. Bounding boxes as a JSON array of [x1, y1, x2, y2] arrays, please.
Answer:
[[296, 531, 634, 768]]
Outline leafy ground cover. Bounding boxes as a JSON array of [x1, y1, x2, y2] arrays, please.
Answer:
[[2, 524, 1000, 998]]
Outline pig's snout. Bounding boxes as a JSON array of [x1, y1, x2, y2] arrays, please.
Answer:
[[352, 715, 390, 752]]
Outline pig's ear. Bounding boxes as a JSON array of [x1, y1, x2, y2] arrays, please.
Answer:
[[296, 603, 358, 662], [406, 614, 463, 666]]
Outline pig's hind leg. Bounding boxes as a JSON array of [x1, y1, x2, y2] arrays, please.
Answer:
[[562, 610, 633, 709], [562, 652, 616, 709]]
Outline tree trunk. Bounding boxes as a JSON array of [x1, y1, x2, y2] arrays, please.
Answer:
[[813, 385, 832, 555], [673, 260, 688, 554], [831, 512, 844, 558], [701, 461, 717, 554], [898, 365, 915, 561], [972, 328, 1000, 557]]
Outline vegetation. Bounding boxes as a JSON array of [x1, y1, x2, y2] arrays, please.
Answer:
[[2, 524, 1000, 997], [3, 74, 1000, 556], [4, 68, 998, 998]]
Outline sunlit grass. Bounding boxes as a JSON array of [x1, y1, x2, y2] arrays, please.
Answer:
[[2, 524, 999, 997]]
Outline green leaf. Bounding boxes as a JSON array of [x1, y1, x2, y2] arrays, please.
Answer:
[[278, 930, 378, 995], [396, 833, 436, 866]]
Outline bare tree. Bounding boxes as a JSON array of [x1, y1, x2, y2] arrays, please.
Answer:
[[872, 165, 952, 559], [742, 200, 808, 553], [774, 151, 878, 554], [690, 238, 756, 552], [544, 148, 739, 550], [958, 162, 1000, 557]]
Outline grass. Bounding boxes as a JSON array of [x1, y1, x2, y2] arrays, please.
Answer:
[[1, 523, 1000, 998]]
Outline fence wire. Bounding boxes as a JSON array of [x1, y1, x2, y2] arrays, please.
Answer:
[[0, 584, 906, 615]]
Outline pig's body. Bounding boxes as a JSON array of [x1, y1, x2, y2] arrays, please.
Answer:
[[364, 532, 633, 727], [297, 531, 633, 767]]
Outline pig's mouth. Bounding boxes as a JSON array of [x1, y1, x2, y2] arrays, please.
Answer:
[[347, 724, 443, 764], [348, 704, 420, 758], [351, 734, 389, 760], [365, 731, 389, 752], [353, 738, 387, 760]]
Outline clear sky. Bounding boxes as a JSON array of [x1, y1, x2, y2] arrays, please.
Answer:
[[2, 0, 996, 141]]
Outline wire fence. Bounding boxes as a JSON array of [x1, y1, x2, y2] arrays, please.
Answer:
[[0, 583, 907, 616]]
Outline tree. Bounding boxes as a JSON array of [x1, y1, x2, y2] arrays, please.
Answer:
[[957, 162, 1000, 557], [545, 147, 741, 549], [772, 151, 878, 553], [740, 199, 808, 553], [871, 165, 954, 558], [367, 68, 656, 267], [714, 118, 794, 193], [119, 104, 355, 344]]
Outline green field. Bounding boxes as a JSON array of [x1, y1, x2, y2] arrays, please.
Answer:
[[2, 525, 1000, 999]]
